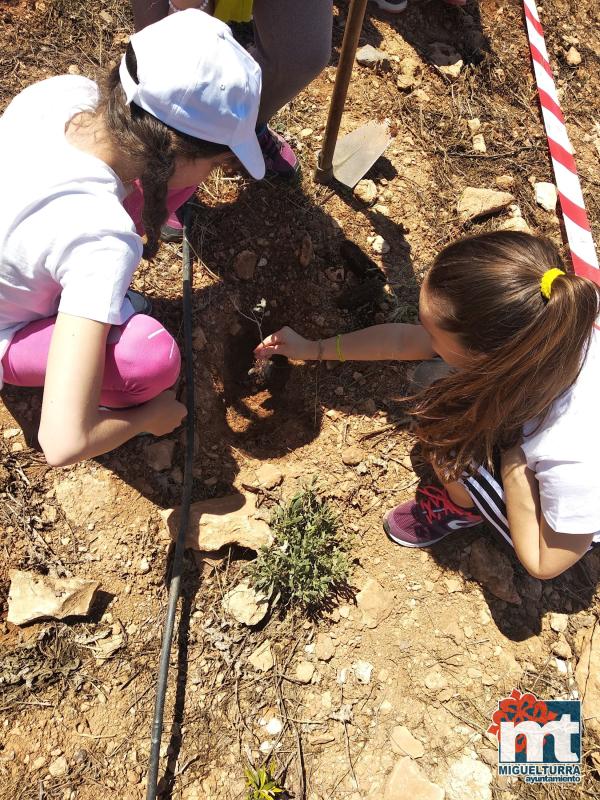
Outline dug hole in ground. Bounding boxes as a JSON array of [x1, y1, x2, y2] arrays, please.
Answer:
[[1, 1, 600, 798]]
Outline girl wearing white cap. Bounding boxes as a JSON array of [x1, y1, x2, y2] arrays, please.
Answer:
[[0, 11, 264, 466]]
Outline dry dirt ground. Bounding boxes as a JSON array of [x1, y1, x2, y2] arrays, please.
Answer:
[[1, 1, 600, 799]]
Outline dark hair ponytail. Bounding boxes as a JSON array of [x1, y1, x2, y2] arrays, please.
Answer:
[[99, 44, 229, 259], [413, 231, 600, 480]]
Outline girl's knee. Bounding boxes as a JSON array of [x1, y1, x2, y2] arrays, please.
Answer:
[[112, 314, 181, 401]]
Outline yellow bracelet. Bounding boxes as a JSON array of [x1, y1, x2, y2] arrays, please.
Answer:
[[336, 334, 345, 362]]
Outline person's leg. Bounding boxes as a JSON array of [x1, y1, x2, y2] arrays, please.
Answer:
[[2, 314, 181, 408], [250, 0, 332, 177], [251, 0, 333, 124], [123, 180, 196, 240]]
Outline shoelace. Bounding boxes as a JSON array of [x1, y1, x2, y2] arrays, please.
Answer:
[[417, 485, 479, 526]]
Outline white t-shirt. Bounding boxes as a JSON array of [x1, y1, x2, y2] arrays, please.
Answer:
[[521, 324, 600, 540], [0, 75, 143, 388]]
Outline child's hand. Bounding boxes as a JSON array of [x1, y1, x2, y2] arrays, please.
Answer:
[[143, 390, 188, 436], [254, 327, 317, 360]]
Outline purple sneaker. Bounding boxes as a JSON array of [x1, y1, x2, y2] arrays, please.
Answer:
[[257, 125, 300, 179], [368, 0, 407, 12], [383, 485, 482, 547]]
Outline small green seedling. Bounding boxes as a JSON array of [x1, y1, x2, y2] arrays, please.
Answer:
[[247, 485, 352, 611], [245, 762, 284, 800]]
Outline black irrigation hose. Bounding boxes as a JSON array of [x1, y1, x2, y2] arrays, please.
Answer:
[[146, 207, 196, 799]]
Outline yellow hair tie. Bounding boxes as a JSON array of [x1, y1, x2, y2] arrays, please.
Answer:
[[540, 268, 565, 300]]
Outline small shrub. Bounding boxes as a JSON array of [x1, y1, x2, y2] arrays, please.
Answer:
[[247, 486, 352, 611], [245, 762, 284, 800]]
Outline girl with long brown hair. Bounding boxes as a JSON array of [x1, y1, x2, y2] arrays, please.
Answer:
[[0, 10, 264, 466], [256, 230, 600, 579]]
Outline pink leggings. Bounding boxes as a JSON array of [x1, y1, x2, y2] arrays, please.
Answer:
[[1, 314, 181, 408], [123, 183, 195, 232]]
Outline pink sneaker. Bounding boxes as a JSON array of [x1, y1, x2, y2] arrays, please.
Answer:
[[257, 125, 300, 179], [383, 485, 482, 547]]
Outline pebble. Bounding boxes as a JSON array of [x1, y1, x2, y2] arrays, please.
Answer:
[[424, 670, 448, 691], [390, 725, 425, 758], [356, 44, 388, 67], [341, 446, 364, 467], [248, 640, 274, 672], [138, 558, 150, 575], [370, 235, 390, 255], [48, 756, 68, 778], [495, 174, 514, 190], [315, 633, 336, 662], [550, 612, 569, 633], [552, 639, 572, 659], [298, 232, 314, 267], [566, 46, 581, 66], [353, 660, 374, 684], [146, 440, 175, 472], [296, 661, 316, 684], [534, 181, 558, 212], [233, 249, 258, 280], [127, 770, 140, 785], [353, 179, 378, 205], [472, 133, 487, 153]]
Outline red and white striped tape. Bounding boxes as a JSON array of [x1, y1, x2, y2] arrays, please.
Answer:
[[522, 0, 599, 283]]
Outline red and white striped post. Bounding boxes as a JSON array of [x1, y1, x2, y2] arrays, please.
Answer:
[[522, 0, 599, 283]]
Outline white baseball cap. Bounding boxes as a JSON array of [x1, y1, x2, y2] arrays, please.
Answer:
[[119, 9, 265, 179]]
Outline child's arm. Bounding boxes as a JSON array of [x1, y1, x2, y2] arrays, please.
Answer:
[[254, 324, 436, 363], [501, 444, 595, 579], [38, 313, 186, 466], [132, 0, 169, 31]]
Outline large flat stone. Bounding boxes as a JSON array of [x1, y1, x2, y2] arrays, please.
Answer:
[[384, 757, 444, 800], [7, 570, 100, 626], [161, 493, 272, 552], [458, 187, 514, 222]]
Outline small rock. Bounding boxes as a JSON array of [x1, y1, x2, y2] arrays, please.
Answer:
[[444, 578, 462, 594], [248, 640, 274, 672], [32, 757, 46, 771], [534, 181, 558, 212], [397, 56, 421, 90], [472, 133, 487, 153], [342, 446, 364, 467], [371, 235, 390, 255], [7, 570, 100, 626], [222, 579, 269, 626], [315, 633, 336, 662], [146, 440, 175, 472], [390, 725, 425, 759], [353, 179, 378, 206], [550, 612, 569, 633], [552, 639, 572, 659], [495, 174, 515, 190], [48, 756, 68, 778], [192, 325, 207, 350], [499, 216, 532, 234], [356, 578, 394, 628], [67, 64, 81, 75], [384, 757, 444, 800], [127, 770, 140, 785], [356, 44, 388, 67], [298, 232, 314, 267], [566, 46, 581, 66], [353, 660, 374, 684], [429, 42, 463, 79], [296, 661, 315, 684], [233, 250, 258, 280], [424, 670, 448, 691], [445, 756, 493, 800], [467, 118, 481, 134], [161, 493, 272, 552], [458, 187, 515, 222], [299, 127, 313, 138], [138, 557, 150, 575], [469, 538, 521, 604], [255, 464, 283, 489], [264, 716, 284, 736]]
